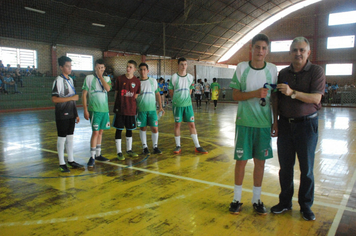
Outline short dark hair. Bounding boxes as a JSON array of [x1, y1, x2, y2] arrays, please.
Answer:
[[204, 78, 207, 82], [178, 57, 187, 64], [252, 34, 270, 47], [213, 78, 217, 82], [139, 62, 149, 70], [95, 59, 105, 66], [128, 60, 137, 68], [58, 56, 72, 67]]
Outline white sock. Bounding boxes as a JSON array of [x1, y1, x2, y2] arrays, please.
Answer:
[[90, 147, 96, 159], [140, 130, 147, 148], [233, 185, 242, 202], [126, 137, 132, 151], [66, 135, 74, 162], [115, 139, 122, 153], [252, 186, 262, 204], [191, 134, 200, 148], [57, 137, 66, 165], [152, 132, 158, 148], [96, 144, 101, 157], [175, 136, 181, 147]]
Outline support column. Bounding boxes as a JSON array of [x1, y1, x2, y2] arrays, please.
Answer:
[[51, 45, 57, 76]]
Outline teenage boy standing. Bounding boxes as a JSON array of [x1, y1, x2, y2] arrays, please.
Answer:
[[137, 63, 164, 154], [52, 56, 83, 172], [82, 59, 112, 168], [113, 60, 141, 160], [228, 34, 278, 215], [168, 58, 208, 154]]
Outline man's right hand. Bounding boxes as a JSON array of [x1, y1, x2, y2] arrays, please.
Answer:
[[84, 110, 90, 120]]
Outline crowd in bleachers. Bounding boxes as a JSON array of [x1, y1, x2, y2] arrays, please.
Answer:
[[0, 60, 43, 94]]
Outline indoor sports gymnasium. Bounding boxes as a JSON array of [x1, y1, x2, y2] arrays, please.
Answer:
[[1, 0, 356, 235]]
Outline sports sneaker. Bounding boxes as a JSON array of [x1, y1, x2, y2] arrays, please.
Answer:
[[270, 203, 292, 214], [68, 161, 84, 169], [173, 146, 181, 154], [87, 157, 95, 168], [127, 150, 138, 157], [229, 201, 243, 215], [300, 209, 316, 221], [253, 200, 267, 215], [153, 147, 162, 154], [95, 155, 110, 162], [59, 164, 70, 173], [195, 147, 208, 154], [117, 153, 125, 161], [143, 148, 150, 155]]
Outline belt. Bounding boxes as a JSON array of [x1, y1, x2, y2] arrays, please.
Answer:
[[280, 113, 318, 123]]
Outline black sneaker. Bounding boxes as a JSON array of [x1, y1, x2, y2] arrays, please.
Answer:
[[229, 201, 243, 215], [68, 161, 84, 169], [95, 155, 110, 162], [153, 147, 162, 154], [127, 150, 138, 157], [270, 203, 292, 214], [87, 157, 95, 168], [117, 153, 125, 161], [300, 209, 316, 221], [59, 164, 70, 173], [143, 148, 150, 155], [253, 200, 267, 215]]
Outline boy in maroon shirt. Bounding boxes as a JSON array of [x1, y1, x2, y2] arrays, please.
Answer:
[[113, 60, 141, 160]]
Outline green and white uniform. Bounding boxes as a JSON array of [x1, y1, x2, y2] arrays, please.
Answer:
[[136, 77, 160, 127], [82, 74, 111, 130], [169, 73, 195, 123], [229, 61, 277, 160]]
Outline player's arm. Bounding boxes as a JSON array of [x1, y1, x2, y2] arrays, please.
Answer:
[[82, 90, 90, 120], [52, 95, 79, 104], [232, 88, 268, 101], [98, 75, 111, 92], [155, 91, 165, 114], [169, 89, 174, 98]]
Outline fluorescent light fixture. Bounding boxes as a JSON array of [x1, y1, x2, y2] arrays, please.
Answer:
[[24, 7, 46, 14], [218, 0, 322, 63], [92, 23, 105, 27]]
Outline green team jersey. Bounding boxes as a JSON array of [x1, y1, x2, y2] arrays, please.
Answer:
[[82, 74, 111, 112], [136, 77, 160, 112], [168, 72, 194, 107], [229, 61, 277, 128], [210, 82, 221, 93]]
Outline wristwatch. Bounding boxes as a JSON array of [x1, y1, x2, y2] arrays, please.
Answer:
[[291, 90, 297, 99]]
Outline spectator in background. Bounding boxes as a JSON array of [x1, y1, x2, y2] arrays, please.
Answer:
[[26, 66, 31, 76], [211, 78, 221, 109], [3, 73, 21, 93], [15, 64, 23, 87], [0, 76, 8, 94], [158, 78, 166, 108], [31, 65, 37, 76], [0, 60, 4, 69]]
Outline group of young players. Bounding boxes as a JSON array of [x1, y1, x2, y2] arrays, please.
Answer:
[[52, 57, 208, 173], [193, 78, 221, 110]]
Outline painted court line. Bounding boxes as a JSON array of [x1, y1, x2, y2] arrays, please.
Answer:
[[2, 140, 356, 229], [327, 167, 356, 236]]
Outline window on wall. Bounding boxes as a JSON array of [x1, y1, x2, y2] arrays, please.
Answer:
[[327, 35, 355, 49], [328, 10, 356, 26], [325, 63, 353, 76], [66, 53, 93, 71], [0, 47, 37, 68], [270, 40, 293, 52]]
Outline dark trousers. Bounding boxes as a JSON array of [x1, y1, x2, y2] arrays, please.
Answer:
[[277, 116, 318, 210]]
